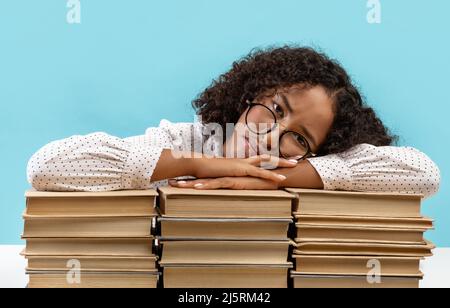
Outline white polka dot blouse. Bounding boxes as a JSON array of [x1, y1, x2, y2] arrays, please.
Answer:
[[27, 120, 441, 199]]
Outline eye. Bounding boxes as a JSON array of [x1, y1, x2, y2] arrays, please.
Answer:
[[271, 101, 284, 118], [295, 134, 308, 148]]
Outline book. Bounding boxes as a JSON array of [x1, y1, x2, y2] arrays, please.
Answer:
[[163, 265, 292, 288], [23, 215, 154, 238], [160, 240, 291, 265], [295, 223, 427, 245], [22, 238, 155, 257], [25, 255, 158, 272], [291, 274, 423, 288], [27, 271, 159, 288], [294, 214, 434, 229], [25, 190, 158, 217], [293, 241, 435, 257], [158, 187, 294, 218], [156, 188, 294, 288], [287, 188, 436, 288], [286, 188, 423, 218], [293, 255, 422, 276], [22, 189, 160, 289], [159, 218, 291, 240]]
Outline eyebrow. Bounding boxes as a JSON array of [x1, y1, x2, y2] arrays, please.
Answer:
[[279, 93, 294, 113], [279, 93, 317, 149]]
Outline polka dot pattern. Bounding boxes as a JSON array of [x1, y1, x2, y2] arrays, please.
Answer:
[[26, 120, 209, 192], [307, 143, 441, 199]]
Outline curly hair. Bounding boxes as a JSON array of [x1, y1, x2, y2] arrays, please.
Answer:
[[192, 46, 398, 156]]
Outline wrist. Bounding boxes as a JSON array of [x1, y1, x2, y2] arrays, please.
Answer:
[[184, 154, 206, 178], [276, 160, 324, 189]]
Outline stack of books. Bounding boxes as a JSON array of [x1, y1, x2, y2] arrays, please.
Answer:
[[22, 190, 159, 288], [286, 188, 435, 288], [157, 187, 294, 288]]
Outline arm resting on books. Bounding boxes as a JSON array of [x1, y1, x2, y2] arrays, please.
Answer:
[[169, 143, 441, 197], [27, 132, 290, 192], [302, 143, 441, 199], [27, 132, 167, 192], [170, 159, 323, 191]]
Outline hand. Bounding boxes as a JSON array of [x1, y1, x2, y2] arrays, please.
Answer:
[[169, 176, 280, 190], [191, 154, 298, 183]]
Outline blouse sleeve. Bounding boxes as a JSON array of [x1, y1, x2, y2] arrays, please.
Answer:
[[306, 143, 441, 199], [26, 132, 167, 192]]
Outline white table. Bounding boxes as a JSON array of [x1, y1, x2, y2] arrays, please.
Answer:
[[0, 246, 27, 288], [1, 246, 449, 288]]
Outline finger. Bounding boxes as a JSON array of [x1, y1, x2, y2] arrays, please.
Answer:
[[168, 179, 180, 187], [247, 154, 270, 165], [246, 166, 287, 183], [275, 158, 299, 168], [248, 155, 297, 169], [194, 178, 233, 190], [169, 179, 204, 188]]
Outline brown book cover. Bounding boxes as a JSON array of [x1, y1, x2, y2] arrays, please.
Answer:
[[158, 187, 294, 219], [286, 188, 423, 218], [25, 255, 158, 272], [291, 273, 422, 288], [164, 265, 291, 288], [293, 255, 422, 276], [27, 271, 159, 288], [25, 189, 158, 217], [160, 240, 291, 265], [294, 214, 434, 230], [295, 224, 427, 245], [293, 240, 435, 257], [159, 218, 291, 240], [22, 237, 155, 257], [23, 215, 154, 238]]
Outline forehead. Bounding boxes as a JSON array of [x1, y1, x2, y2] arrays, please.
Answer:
[[279, 86, 335, 124]]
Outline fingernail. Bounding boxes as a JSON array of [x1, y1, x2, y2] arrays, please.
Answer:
[[277, 174, 287, 181], [194, 183, 204, 188], [177, 181, 187, 184], [288, 159, 298, 164]]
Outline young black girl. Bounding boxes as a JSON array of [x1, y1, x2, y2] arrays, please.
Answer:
[[27, 46, 440, 198]]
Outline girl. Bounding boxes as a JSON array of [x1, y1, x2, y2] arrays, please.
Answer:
[[27, 46, 440, 198]]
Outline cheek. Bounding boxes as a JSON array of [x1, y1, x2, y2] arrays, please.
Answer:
[[231, 110, 249, 138], [236, 109, 248, 124], [316, 114, 335, 146]]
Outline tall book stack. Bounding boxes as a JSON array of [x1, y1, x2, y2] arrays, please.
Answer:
[[22, 190, 159, 288], [286, 188, 435, 288], [157, 187, 295, 288]]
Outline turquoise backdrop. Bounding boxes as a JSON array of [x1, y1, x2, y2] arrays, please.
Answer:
[[0, 0, 448, 245]]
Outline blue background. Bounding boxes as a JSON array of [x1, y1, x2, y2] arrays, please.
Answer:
[[0, 0, 448, 245]]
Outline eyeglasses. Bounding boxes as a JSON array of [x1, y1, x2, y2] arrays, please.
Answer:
[[245, 100, 317, 161]]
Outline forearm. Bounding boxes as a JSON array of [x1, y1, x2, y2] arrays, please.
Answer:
[[151, 149, 196, 182], [277, 159, 324, 189]]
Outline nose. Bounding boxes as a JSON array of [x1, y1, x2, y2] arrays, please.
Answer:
[[261, 124, 285, 155]]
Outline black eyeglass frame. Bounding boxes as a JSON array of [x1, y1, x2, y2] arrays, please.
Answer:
[[244, 100, 317, 161]]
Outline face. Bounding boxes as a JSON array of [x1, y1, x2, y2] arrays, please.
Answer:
[[223, 85, 335, 159]]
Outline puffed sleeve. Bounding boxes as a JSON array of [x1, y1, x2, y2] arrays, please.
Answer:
[[26, 132, 166, 192], [306, 143, 441, 199]]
